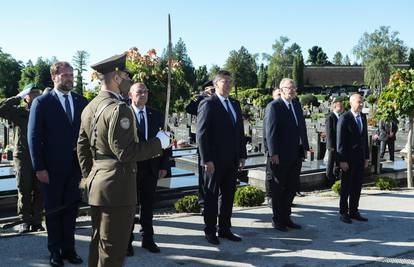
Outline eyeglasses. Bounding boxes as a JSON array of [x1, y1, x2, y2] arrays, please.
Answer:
[[135, 90, 149, 95]]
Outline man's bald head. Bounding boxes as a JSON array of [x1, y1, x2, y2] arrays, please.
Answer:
[[349, 93, 363, 113]]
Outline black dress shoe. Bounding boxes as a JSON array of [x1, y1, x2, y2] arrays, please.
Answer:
[[126, 243, 134, 256], [50, 252, 64, 267], [350, 213, 368, 222], [272, 221, 288, 232], [286, 219, 302, 229], [18, 223, 30, 234], [218, 231, 242, 242], [31, 223, 45, 232], [61, 251, 83, 264], [142, 238, 161, 253], [340, 214, 352, 224], [205, 233, 220, 245]]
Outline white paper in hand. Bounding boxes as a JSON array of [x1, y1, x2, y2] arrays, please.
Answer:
[[156, 131, 171, 149]]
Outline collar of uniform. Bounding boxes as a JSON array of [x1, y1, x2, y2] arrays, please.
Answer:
[[101, 89, 122, 100]]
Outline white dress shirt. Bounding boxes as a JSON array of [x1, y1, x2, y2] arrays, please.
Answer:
[[54, 88, 74, 121], [216, 93, 237, 122], [132, 105, 148, 140]]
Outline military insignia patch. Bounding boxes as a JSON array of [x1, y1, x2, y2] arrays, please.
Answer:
[[120, 117, 130, 129]]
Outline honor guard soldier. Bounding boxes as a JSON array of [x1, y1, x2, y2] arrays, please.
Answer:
[[77, 53, 171, 267]]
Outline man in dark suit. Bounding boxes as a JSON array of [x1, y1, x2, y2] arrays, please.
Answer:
[[197, 70, 247, 245], [28, 61, 88, 266], [127, 82, 170, 255], [337, 93, 369, 224], [263, 87, 281, 206], [264, 78, 309, 232], [325, 97, 344, 186], [185, 80, 215, 210], [378, 119, 398, 161]]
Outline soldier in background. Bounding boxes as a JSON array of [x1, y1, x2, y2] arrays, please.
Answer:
[[0, 83, 44, 234], [185, 80, 215, 211], [77, 53, 170, 267]]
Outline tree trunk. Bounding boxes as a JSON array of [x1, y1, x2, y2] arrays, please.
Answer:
[[407, 118, 413, 188]]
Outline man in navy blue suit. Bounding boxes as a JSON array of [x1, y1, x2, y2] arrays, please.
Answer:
[[337, 93, 369, 224], [28, 61, 88, 266], [264, 78, 309, 231], [197, 70, 247, 245]]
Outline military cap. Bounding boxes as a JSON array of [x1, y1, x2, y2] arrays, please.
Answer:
[[332, 96, 342, 103], [202, 80, 214, 89], [91, 53, 132, 76]]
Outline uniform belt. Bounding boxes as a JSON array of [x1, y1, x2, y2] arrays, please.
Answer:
[[95, 153, 117, 160]]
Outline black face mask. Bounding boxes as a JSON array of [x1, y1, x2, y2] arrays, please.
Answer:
[[119, 78, 132, 96]]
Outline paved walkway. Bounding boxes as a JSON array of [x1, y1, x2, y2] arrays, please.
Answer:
[[1, 189, 414, 266]]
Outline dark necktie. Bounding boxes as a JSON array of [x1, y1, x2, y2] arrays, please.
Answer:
[[224, 99, 236, 125], [63, 94, 72, 123], [138, 110, 146, 140], [356, 114, 363, 133], [288, 103, 298, 126]]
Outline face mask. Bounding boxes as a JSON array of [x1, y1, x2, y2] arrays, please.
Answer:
[[119, 78, 132, 96]]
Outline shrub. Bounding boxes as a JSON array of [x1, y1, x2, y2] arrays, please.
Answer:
[[376, 177, 397, 190], [234, 186, 265, 207], [332, 180, 341, 195], [174, 195, 200, 213]]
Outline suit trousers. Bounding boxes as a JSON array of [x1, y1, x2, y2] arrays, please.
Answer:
[[326, 149, 339, 185], [137, 166, 158, 237], [14, 156, 43, 224], [197, 149, 205, 207], [339, 160, 364, 215], [203, 164, 237, 234], [43, 169, 80, 254], [265, 158, 273, 199], [270, 158, 302, 224], [89, 205, 135, 267], [380, 140, 395, 161]]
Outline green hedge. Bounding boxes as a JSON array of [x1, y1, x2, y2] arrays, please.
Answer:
[[375, 177, 396, 190], [174, 195, 200, 213], [332, 180, 341, 195], [234, 186, 265, 207]]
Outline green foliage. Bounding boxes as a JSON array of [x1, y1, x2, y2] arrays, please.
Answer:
[[72, 50, 89, 95], [332, 180, 341, 195], [234, 186, 265, 207], [257, 63, 268, 89], [353, 26, 408, 90], [225, 46, 258, 90], [366, 94, 377, 105], [343, 55, 351, 65], [266, 36, 301, 88], [195, 65, 209, 90], [307, 46, 330, 65], [173, 97, 186, 113], [292, 53, 304, 91], [375, 177, 397, 190], [236, 88, 271, 109], [408, 48, 414, 68], [333, 51, 343, 65], [83, 85, 100, 102], [174, 195, 200, 213], [310, 112, 325, 121], [19, 57, 54, 92], [315, 94, 329, 102], [376, 69, 414, 121], [208, 64, 221, 80], [299, 94, 320, 107], [171, 38, 196, 92], [0, 48, 22, 97]]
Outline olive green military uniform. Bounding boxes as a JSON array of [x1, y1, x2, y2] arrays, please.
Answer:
[[77, 90, 162, 267], [0, 96, 43, 225]]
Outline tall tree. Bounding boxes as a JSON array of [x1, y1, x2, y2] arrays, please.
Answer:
[[19, 57, 54, 91], [172, 38, 196, 91], [353, 26, 408, 91], [285, 42, 302, 65], [0, 48, 22, 97], [266, 36, 292, 88], [292, 53, 304, 91], [333, 51, 343, 65], [195, 65, 209, 90], [307, 46, 330, 65], [208, 64, 221, 80], [343, 55, 351, 65], [408, 48, 414, 68], [72, 50, 89, 94], [224, 46, 258, 97], [257, 63, 268, 89]]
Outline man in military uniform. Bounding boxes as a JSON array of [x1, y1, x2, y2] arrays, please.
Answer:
[[185, 80, 215, 210], [77, 53, 170, 267], [0, 83, 43, 233]]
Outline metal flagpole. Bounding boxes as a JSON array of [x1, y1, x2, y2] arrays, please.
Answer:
[[164, 14, 172, 130]]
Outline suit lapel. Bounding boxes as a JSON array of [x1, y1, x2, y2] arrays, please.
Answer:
[[51, 91, 69, 123], [213, 95, 235, 127]]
